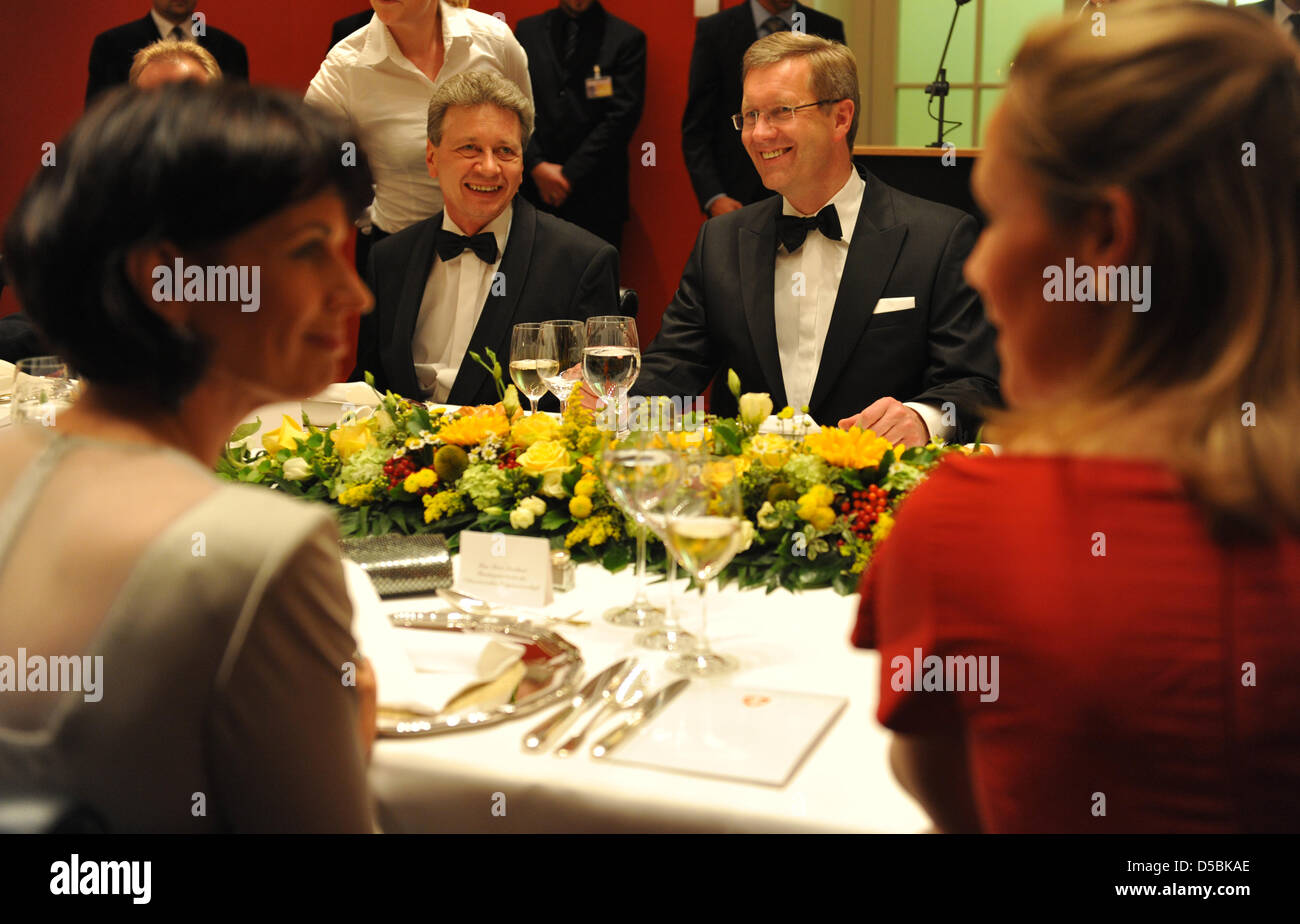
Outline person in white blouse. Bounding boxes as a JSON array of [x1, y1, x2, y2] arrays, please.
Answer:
[[305, 0, 534, 272]]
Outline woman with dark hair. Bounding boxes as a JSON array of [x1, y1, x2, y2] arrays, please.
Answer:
[[0, 82, 377, 832], [854, 0, 1300, 833]]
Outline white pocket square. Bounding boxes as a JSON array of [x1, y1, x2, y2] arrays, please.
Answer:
[[873, 296, 916, 314]]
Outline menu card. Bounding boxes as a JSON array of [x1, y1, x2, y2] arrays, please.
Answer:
[[606, 685, 847, 787], [457, 530, 554, 608]]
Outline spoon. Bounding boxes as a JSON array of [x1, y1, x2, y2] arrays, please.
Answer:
[[554, 666, 650, 758]]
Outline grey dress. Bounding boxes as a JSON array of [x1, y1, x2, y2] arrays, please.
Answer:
[[0, 430, 374, 832]]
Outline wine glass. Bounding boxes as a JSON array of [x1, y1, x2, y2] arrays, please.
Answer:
[[509, 323, 556, 416], [11, 356, 78, 430], [582, 316, 640, 433], [596, 429, 679, 627], [540, 320, 586, 407], [664, 454, 745, 676], [636, 492, 696, 652]]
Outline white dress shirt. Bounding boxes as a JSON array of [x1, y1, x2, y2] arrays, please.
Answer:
[[1273, 1, 1300, 38], [150, 8, 192, 41], [773, 169, 949, 440], [411, 207, 513, 403], [305, 2, 533, 234]]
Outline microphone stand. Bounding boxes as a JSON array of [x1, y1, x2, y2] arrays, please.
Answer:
[[925, 0, 970, 148]]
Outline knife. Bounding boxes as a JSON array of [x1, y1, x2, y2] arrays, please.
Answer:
[[522, 657, 632, 752], [590, 678, 690, 759]]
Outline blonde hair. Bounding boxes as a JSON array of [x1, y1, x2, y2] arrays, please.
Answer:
[[742, 31, 859, 149], [990, 0, 1300, 538], [427, 70, 534, 148], [128, 39, 221, 85]]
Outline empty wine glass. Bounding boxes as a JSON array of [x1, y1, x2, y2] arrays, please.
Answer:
[[596, 429, 679, 627], [12, 356, 78, 430], [540, 319, 586, 407], [664, 454, 745, 676], [582, 316, 640, 433], [509, 322, 556, 415]]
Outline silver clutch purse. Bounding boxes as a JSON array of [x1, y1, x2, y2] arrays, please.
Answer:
[[339, 533, 453, 597]]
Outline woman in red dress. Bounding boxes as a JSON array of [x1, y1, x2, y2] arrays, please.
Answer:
[[854, 1, 1300, 833]]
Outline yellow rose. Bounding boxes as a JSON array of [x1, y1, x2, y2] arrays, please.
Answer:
[[749, 433, 792, 469], [738, 392, 774, 428], [262, 414, 307, 455], [510, 412, 562, 448], [330, 420, 376, 461], [516, 439, 573, 476], [569, 495, 593, 519]]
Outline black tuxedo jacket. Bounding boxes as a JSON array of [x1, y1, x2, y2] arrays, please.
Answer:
[[517, 2, 646, 237], [352, 197, 620, 407], [681, 2, 845, 212], [636, 167, 1000, 443], [85, 13, 249, 105], [330, 11, 373, 52]]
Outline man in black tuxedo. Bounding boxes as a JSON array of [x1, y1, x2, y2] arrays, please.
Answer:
[[682, 0, 844, 218], [86, 1, 248, 105], [1248, 0, 1300, 44], [637, 33, 999, 446], [352, 71, 618, 406], [329, 10, 373, 53], [516, 0, 646, 250]]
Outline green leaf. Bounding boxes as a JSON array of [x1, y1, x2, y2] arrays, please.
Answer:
[[228, 418, 262, 444], [712, 419, 743, 455], [601, 543, 632, 572], [540, 508, 569, 531]]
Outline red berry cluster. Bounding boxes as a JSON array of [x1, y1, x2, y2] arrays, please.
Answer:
[[382, 456, 417, 490], [497, 448, 521, 470], [840, 485, 889, 537]]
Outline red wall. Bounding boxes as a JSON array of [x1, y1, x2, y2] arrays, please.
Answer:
[[0, 1, 738, 358]]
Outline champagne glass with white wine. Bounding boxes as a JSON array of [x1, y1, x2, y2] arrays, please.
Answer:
[[509, 323, 556, 415], [664, 454, 745, 676], [540, 319, 586, 407], [582, 316, 639, 432]]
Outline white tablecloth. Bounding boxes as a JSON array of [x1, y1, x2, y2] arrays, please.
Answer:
[[357, 563, 928, 834], [237, 397, 928, 832]]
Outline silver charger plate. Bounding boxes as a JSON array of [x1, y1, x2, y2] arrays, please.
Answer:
[[378, 610, 583, 738]]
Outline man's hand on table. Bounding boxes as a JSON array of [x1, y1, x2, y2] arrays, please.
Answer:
[[838, 397, 930, 448]]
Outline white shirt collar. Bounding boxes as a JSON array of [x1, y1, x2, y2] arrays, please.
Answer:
[[440, 203, 513, 263], [1276, 1, 1299, 28], [780, 168, 865, 245], [360, 0, 470, 68], [150, 8, 190, 40]]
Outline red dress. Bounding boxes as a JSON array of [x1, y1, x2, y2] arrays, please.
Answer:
[[853, 454, 1300, 833]]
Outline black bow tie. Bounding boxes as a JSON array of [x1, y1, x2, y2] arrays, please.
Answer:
[[775, 205, 842, 253], [435, 228, 499, 264]]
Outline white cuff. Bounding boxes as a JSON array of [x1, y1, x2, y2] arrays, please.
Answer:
[[903, 401, 952, 442]]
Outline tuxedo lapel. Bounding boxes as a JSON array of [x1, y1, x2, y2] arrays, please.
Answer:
[[389, 217, 440, 398], [739, 197, 787, 408], [447, 198, 537, 404], [808, 168, 907, 417]]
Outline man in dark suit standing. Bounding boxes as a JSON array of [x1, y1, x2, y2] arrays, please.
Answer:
[[682, 1, 844, 218], [637, 32, 999, 446], [86, 1, 248, 105], [1247, 0, 1300, 45], [516, 0, 645, 250], [329, 10, 373, 53], [352, 71, 618, 406]]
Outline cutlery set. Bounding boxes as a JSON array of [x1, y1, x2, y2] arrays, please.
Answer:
[[522, 657, 689, 759]]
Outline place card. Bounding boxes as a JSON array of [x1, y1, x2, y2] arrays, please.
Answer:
[[457, 530, 554, 609], [606, 685, 847, 787]]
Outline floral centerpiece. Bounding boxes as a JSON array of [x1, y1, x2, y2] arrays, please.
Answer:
[[217, 372, 982, 595]]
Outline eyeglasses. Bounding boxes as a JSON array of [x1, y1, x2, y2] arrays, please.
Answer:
[[731, 99, 844, 131]]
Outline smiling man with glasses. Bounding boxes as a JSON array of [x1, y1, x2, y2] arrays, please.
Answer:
[[352, 70, 619, 406], [636, 32, 1000, 446]]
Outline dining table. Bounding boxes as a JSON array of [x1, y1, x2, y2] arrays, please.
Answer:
[[239, 392, 931, 834]]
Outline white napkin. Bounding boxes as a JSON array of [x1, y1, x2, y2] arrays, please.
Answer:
[[343, 560, 525, 715], [311, 381, 381, 407]]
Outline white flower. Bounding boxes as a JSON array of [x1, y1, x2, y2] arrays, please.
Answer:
[[738, 392, 773, 428], [539, 470, 567, 499], [282, 457, 312, 481], [521, 495, 547, 517], [509, 507, 536, 530], [739, 518, 756, 552]]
